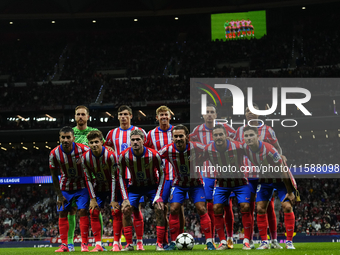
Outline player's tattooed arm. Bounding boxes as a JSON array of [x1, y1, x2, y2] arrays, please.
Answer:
[[50, 168, 67, 210]]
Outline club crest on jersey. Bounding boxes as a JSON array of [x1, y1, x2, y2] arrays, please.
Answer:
[[272, 152, 281, 162], [68, 168, 77, 177], [179, 165, 189, 176], [96, 172, 104, 181], [121, 143, 128, 151]]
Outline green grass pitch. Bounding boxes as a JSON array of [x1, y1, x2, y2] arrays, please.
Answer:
[[1, 243, 340, 254]]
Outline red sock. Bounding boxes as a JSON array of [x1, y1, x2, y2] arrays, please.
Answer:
[[59, 217, 69, 244], [207, 202, 215, 239], [112, 211, 123, 242], [267, 199, 277, 240], [156, 226, 166, 244], [169, 214, 180, 241], [224, 201, 234, 237], [79, 216, 89, 244], [133, 211, 144, 240], [257, 214, 268, 241], [123, 226, 133, 245], [90, 209, 102, 242], [241, 212, 251, 240], [250, 201, 255, 240], [214, 214, 226, 242], [284, 212, 295, 241], [200, 213, 212, 239]]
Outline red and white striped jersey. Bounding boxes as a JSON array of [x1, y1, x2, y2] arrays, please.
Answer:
[[82, 147, 118, 202], [118, 147, 164, 202], [235, 124, 278, 178], [145, 125, 174, 181], [49, 143, 89, 191], [202, 141, 248, 188], [159, 142, 204, 187], [190, 123, 236, 178], [104, 125, 147, 179], [243, 141, 284, 183]]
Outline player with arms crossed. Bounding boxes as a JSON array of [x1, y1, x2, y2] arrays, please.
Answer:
[[234, 104, 286, 249], [242, 126, 297, 250], [145, 105, 176, 248], [159, 124, 215, 251], [118, 129, 166, 251], [82, 130, 121, 252], [49, 126, 90, 252], [201, 124, 252, 250], [104, 105, 147, 249], [190, 104, 236, 248]]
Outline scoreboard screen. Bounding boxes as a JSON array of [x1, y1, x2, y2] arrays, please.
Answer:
[[211, 10, 267, 41]]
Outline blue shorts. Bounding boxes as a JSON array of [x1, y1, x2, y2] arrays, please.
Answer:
[[256, 182, 290, 203], [58, 188, 89, 212], [248, 179, 259, 194], [162, 180, 173, 204], [213, 185, 251, 205], [170, 185, 205, 204], [128, 185, 157, 209], [203, 178, 215, 201]]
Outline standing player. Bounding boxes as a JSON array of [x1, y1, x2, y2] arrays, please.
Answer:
[[118, 129, 166, 251], [190, 104, 235, 248], [104, 105, 147, 249], [234, 104, 286, 249], [201, 125, 252, 250], [82, 130, 120, 252], [145, 106, 174, 248], [67, 105, 106, 252], [49, 126, 90, 252], [160, 125, 215, 251], [242, 126, 296, 249]]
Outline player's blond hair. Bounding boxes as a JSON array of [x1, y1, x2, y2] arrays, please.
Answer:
[[156, 105, 171, 115], [87, 130, 103, 142], [130, 129, 145, 140], [75, 105, 89, 115]]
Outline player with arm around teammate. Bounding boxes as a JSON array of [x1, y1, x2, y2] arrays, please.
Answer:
[[49, 126, 90, 252]]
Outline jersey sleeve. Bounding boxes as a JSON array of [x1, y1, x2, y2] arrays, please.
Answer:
[[144, 131, 154, 149], [104, 130, 114, 147], [49, 151, 57, 171], [158, 145, 169, 160], [189, 126, 200, 142], [82, 153, 96, 199], [110, 152, 118, 203], [266, 127, 278, 145], [118, 154, 128, 200], [153, 152, 165, 204]]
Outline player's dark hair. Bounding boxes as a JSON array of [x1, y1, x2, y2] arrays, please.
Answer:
[[243, 125, 258, 134], [87, 130, 103, 142], [172, 124, 189, 136], [118, 105, 132, 115], [206, 104, 217, 114], [130, 129, 145, 140], [59, 126, 74, 135], [213, 124, 226, 135], [246, 103, 259, 111]]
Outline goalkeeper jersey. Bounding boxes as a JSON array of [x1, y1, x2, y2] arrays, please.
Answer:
[[73, 126, 101, 146]]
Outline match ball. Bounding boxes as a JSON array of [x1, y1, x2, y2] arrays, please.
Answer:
[[175, 233, 195, 250]]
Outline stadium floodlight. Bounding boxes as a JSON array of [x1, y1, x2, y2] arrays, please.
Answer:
[[92, 20, 96, 23], [326, 134, 328, 138], [139, 110, 146, 117], [311, 130, 313, 132], [299, 135, 302, 139], [52, 21, 55, 24], [9, 21, 13, 24], [134, 19, 138, 22], [1, 147, 7, 151], [175, 17, 179, 20], [302, 7, 306, 9], [23, 146, 28, 150], [313, 135, 315, 139]]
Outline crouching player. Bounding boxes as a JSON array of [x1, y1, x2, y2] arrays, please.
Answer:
[[82, 130, 122, 252], [118, 129, 166, 251], [49, 126, 90, 252], [242, 126, 297, 249], [159, 124, 215, 250], [201, 125, 252, 250]]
